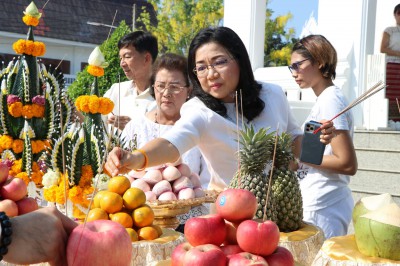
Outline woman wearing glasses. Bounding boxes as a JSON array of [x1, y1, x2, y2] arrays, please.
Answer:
[[106, 27, 334, 200], [121, 53, 210, 230], [290, 34, 357, 238]]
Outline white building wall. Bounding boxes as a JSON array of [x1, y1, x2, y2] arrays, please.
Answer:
[[223, 0, 266, 71], [0, 31, 95, 79]]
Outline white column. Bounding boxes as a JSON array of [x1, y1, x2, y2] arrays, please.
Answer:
[[317, 0, 388, 129], [223, 0, 266, 70]]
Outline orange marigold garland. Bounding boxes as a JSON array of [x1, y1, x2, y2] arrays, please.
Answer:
[[87, 65, 104, 77], [22, 15, 39, 26], [43, 166, 95, 205], [75, 95, 114, 115], [12, 39, 46, 57]]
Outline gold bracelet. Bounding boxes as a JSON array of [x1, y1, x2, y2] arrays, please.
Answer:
[[134, 149, 148, 171]]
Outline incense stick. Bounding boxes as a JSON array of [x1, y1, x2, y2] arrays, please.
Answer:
[[313, 80, 386, 134]]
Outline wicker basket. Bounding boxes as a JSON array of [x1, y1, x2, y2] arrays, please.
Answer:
[[147, 190, 220, 229]]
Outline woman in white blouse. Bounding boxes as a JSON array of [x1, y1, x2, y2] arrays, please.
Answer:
[[121, 53, 210, 230]]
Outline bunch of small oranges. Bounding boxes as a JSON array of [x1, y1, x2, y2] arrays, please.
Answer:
[[87, 175, 162, 242]]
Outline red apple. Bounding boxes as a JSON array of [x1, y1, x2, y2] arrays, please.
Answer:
[[264, 246, 295, 266], [216, 189, 257, 223], [220, 245, 243, 256], [0, 177, 28, 201], [236, 220, 280, 256], [183, 244, 227, 266], [0, 163, 9, 184], [184, 214, 226, 246], [16, 197, 39, 215], [67, 220, 132, 266], [0, 199, 18, 217], [228, 252, 268, 266], [171, 242, 193, 266], [224, 220, 239, 245]]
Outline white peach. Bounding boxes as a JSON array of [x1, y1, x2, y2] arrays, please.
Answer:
[[178, 188, 195, 200], [158, 191, 177, 201], [145, 191, 157, 201], [189, 173, 202, 188], [142, 169, 162, 185], [162, 166, 182, 182], [172, 176, 193, 193], [177, 163, 192, 177], [131, 179, 151, 192], [152, 180, 172, 196]]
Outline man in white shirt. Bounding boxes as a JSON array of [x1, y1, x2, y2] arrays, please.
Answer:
[[104, 31, 158, 130]]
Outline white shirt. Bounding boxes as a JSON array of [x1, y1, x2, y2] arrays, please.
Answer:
[[384, 26, 400, 63], [297, 85, 353, 211], [162, 82, 302, 190], [103, 80, 156, 123]]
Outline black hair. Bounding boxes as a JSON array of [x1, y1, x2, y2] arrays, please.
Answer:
[[118, 31, 158, 62], [394, 4, 400, 14], [187, 27, 264, 122]]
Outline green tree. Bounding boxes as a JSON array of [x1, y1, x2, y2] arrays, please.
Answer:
[[67, 21, 131, 100], [137, 0, 223, 55], [264, 2, 298, 67]]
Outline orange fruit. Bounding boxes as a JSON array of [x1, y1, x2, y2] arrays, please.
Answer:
[[126, 228, 139, 242], [110, 212, 134, 228], [87, 208, 109, 222], [123, 188, 146, 210], [132, 204, 154, 228], [93, 190, 108, 209], [108, 175, 131, 195], [99, 191, 123, 214], [152, 224, 163, 237], [137, 226, 159, 241]]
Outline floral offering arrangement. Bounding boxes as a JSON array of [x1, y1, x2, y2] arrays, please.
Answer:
[[0, 1, 74, 193], [42, 45, 120, 217]]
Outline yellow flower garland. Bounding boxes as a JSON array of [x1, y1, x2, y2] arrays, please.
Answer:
[[43, 166, 95, 205], [75, 95, 114, 115], [22, 15, 39, 26], [12, 39, 46, 57], [87, 65, 104, 77], [8, 103, 45, 118], [0, 135, 47, 155]]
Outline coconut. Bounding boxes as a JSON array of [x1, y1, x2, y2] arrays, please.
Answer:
[[354, 202, 400, 260], [352, 193, 394, 225]]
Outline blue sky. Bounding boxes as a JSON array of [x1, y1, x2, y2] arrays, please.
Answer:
[[268, 0, 319, 37]]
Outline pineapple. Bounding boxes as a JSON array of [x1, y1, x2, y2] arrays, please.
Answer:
[[229, 125, 278, 223], [229, 125, 303, 232], [271, 132, 303, 232]]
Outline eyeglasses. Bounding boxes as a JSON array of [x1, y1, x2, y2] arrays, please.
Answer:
[[153, 83, 187, 94], [288, 58, 310, 73], [193, 58, 233, 77]]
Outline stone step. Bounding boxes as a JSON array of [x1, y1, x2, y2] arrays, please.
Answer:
[[349, 169, 400, 197], [353, 130, 400, 151], [355, 148, 400, 172]]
